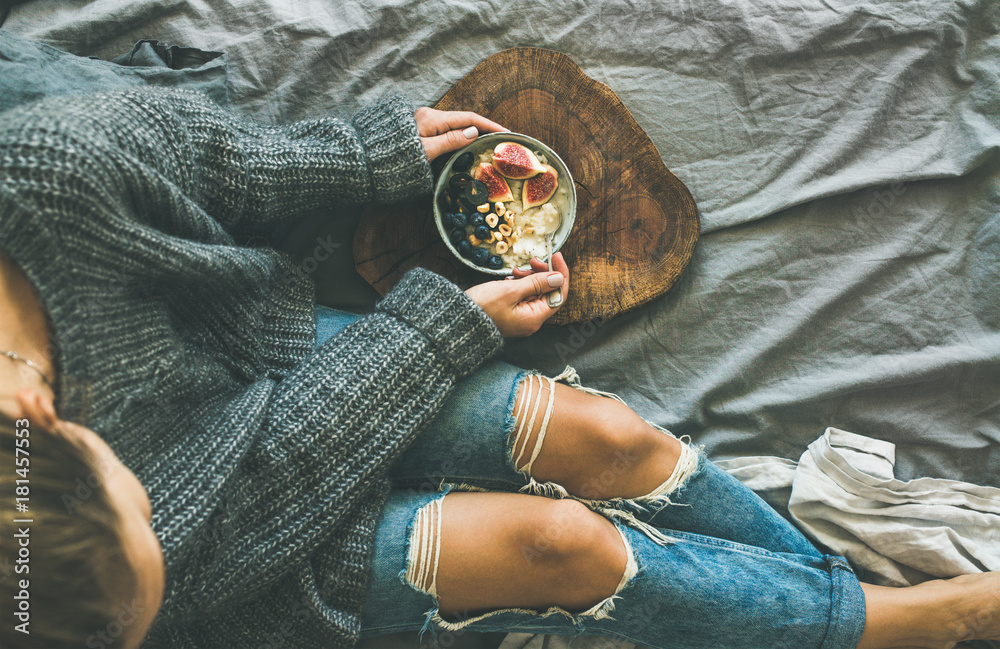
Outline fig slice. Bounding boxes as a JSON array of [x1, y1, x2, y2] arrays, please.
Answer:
[[492, 142, 546, 180], [522, 165, 559, 209], [473, 162, 514, 202]]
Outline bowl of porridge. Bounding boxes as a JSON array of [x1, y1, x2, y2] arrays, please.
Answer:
[[433, 132, 576, 276]]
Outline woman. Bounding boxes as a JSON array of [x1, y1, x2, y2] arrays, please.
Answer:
[[0, 87, 997, 649]]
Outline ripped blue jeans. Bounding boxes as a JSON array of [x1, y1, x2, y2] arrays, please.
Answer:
[[315, 306, 867, 649]]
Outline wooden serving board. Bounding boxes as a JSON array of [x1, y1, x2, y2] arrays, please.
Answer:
[[354, 47, 699, 325]]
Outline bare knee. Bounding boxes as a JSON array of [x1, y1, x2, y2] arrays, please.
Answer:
[[518, 499, 629, 609], [520, 498, 605, 562], [405, 493, 631, 616], [583, 397, 652, 458], [511, 376, 681, 499], [511, 377, 645, 473], [578, 397, 683, 497]]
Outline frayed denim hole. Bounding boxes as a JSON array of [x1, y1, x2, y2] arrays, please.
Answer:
[[616, 440, 704, 519], [398, 483, 574, 635], [506, 372, 575, 500], [504, 370, 695, 548], [548, 367, 703, 515], [400, 492, 639, 634], [674, 443, 708, 495], [562, 436, 701, 548], [399, 484, 454, 645], [503, 369, 540, 476]]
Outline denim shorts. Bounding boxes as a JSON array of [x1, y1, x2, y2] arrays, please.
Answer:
[[314, 305, 867, 649]]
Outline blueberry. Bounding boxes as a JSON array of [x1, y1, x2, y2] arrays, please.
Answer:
[[449, 229, 465, 246], [470, 213, 486, 228], [453, 151, 474, 172], [451, 212, 467, 228], [474, 225, 490, 241], [458, 239, 474, 258], [441, 212, 454, 229], [471, 247, 490, 266], [487, 255, 504, 270]]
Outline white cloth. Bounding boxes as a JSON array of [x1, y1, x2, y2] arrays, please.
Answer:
[[784, 427, 1000, 587], [715, 428, 1000, 586]]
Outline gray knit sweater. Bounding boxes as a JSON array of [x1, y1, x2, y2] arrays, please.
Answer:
[[0, 88, 503, 647]]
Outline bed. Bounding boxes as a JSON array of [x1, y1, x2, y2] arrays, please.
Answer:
[[4, 1, 998, 648]]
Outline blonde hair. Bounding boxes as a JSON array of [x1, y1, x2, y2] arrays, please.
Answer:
[[0, 412, 138, 649]]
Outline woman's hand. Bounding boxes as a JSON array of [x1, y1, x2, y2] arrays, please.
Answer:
[[414, 107, 508, 162], [465, 252, 570, 337]]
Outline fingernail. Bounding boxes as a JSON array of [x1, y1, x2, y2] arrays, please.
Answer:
[[547, 273, 563, 288], [547, 290, 563, 308], [463, 126, 478, 139]]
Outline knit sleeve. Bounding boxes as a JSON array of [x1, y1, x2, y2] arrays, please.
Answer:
[[157, 267, 503, 621], [1, 87, 433, 238], [0, 87, 505, 626]]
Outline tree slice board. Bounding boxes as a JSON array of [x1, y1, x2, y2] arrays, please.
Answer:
[[354, 47, 699, 325]]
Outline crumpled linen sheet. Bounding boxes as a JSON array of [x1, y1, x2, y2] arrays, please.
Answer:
[[5, 1, 999, 648], [0, 32, 229, 113]]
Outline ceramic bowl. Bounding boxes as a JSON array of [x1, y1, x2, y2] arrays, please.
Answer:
[[433, 132, 576, 276]]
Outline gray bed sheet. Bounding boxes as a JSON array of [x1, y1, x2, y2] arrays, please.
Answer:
[[6, 1, 999, 647]]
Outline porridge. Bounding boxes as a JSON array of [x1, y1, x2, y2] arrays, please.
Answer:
[[439, 141, 569, 271]]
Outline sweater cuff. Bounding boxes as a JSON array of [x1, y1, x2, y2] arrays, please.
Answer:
[[376, 268, 503, 377], [351, 93, 434, 204]]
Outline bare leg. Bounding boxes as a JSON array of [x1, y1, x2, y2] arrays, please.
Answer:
[[414, 491, 628, 617], [509, 376, 811, 556], [510, 378, 682, 499], [858, 575, 1000, 648], [407, 492, 1000, 648], [504, 379, 1000, 647]]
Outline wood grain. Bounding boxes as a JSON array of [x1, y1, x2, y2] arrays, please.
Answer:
[[354, 47, 699, 325]]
